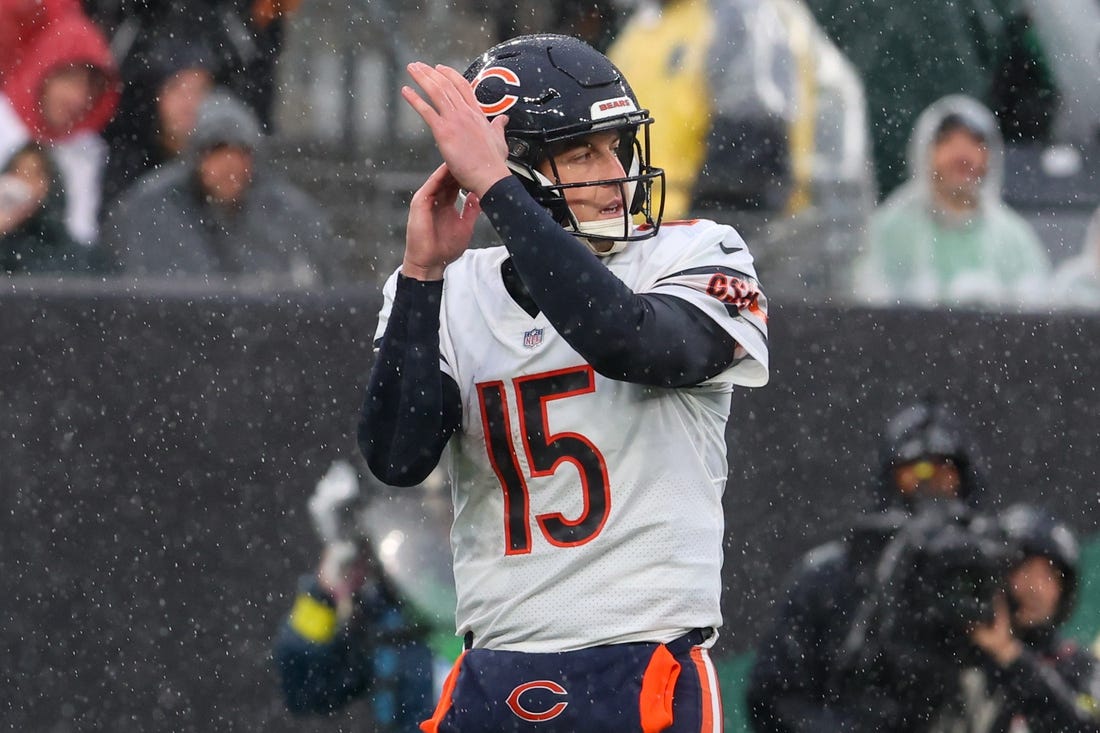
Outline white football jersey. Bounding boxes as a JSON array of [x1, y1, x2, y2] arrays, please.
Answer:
[[375, 218, 769, 652]]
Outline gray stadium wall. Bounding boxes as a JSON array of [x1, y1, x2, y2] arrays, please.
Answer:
[[3, 279, 1099, 731]]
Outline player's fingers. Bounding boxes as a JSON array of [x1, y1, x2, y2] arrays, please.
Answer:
[[400, 84, 440, 127], [410, 163, 448, 207], [436, 64, 480, 110], [408, 62, 460, 112], [422, 162, 452, 190], [461, 191, 481, 220], [431, 166, 462, 202]]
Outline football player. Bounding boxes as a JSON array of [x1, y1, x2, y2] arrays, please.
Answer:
[[359, 34, 769, 732]]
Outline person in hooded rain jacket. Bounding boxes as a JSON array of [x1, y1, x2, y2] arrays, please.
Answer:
[[100, 27, 218, 212], [851, 95, 1050, 310], [0, 0, 120, 253], [102, 89, 340, 286]]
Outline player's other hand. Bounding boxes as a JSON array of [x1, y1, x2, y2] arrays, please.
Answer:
[[402, 163, 481, 280], [401, 62, 510, 197]]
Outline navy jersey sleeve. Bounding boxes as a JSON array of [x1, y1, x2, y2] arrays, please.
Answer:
[[358, 275, 462, 486], [480, 176, 737, 388]]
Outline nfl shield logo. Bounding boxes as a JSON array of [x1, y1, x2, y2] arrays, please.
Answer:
[[523, 328, 544, 349]]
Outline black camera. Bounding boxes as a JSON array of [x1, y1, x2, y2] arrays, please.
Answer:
[[839, 500, 1014, 678], [878, 503, 1012, 654]]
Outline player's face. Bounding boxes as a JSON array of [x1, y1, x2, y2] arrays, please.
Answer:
[[538, 130, 628, 224], [1008, 555, 1062, 628]]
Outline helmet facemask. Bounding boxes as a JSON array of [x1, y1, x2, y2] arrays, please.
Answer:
[[507, 121, 665, 256]]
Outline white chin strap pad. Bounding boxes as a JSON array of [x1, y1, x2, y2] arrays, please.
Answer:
[[569, 217, 630, 256]]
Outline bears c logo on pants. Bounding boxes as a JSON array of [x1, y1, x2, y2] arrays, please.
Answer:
[[506, 680, 569, 721], [471, 66, 521, 116]]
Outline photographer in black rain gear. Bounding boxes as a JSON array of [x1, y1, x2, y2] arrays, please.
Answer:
[[974, 504, 1100, 732], [748, 400, 1100, 732]]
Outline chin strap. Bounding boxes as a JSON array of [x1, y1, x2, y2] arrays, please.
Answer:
[[567, 217, 631, 256]]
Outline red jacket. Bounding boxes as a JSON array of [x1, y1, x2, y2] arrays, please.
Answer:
[[0, 0, 90, 79], [1, 0, 119, 140]]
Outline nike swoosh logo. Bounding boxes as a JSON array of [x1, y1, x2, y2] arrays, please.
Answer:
[[719, 242, 743, 254]]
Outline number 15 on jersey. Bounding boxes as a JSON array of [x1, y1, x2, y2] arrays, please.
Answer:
[[476, 365, 611, 556]]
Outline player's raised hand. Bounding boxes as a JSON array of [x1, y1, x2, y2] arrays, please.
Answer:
[[401, 62, 511, 197], [402, 163, 481, 280]]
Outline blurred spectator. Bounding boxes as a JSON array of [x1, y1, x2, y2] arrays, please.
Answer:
[[273, 543, 436, 727], [102, 90, 341, 285], [101, 28, 217, 212], [0, 142, 83, 273], [806, 0, 1057, 197], [87, 0, 300, 130], [608, 0, 872, 223], [1051, 206, 1100, 309], [0, 0, 120, 252], [272, 460, 437, 729], [851, 95, 1050, 310], [980, 504, 1100, 731]]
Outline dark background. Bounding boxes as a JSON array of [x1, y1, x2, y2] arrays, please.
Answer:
[[3, 278, 1098, 731]]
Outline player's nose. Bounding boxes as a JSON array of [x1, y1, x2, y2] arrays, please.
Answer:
[[597, 152, 626, 182]]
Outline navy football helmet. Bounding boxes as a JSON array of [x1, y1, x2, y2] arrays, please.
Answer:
[[463, 34, 665, 251]]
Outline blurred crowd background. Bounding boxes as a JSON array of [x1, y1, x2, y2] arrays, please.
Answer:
[[3, 0, 1099, 308]]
